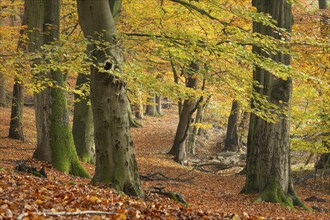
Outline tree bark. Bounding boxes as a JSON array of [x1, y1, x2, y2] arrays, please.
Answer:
[[169, 63, 199, 164], [0, 5, 6, 107], [223, 100, 240, 152], [318, 0, 327, 9], [315, 0, 329, 170], [133, 90, 144, 119], [243, 0, 307, 209], [0, 75, 5, 107], [30, 0, 89, 177], [187, 98, 203, 155], [77, 0, 144, 197], [145, 94, 157, 116], [169, 52, 182, 115], [156, 95, 162, 115], [9, 0, 27, 141], [9, 82, 24, 140], [72, 73, 95, 163]]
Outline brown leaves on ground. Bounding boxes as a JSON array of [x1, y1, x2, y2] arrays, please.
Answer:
[[0, 106, 330, 219]]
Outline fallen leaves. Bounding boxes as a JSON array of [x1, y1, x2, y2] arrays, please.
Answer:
[[0, 106, 330, 219]]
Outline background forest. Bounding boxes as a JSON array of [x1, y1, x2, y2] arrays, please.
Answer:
[[0, 0, 329, 219]]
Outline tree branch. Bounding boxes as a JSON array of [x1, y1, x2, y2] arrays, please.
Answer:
[[17, 211, 115, 220], [169, 0, 229, 27]]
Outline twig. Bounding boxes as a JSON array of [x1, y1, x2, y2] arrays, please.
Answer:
[[17, 210, 114, 220]]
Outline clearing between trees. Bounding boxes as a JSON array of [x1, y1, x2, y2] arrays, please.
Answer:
[[0, 106, 329, 219]]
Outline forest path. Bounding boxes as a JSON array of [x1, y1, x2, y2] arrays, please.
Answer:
[[0, 106, 329, 219], [131, 108, 330, 219]]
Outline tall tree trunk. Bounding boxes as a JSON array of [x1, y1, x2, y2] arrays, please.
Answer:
[[315, 0, 330, 169], [223, 100, 240, 152], [77, 0, 144, 197], [134, 90, 144, 119], [145, 94, 157, 116], [169, 52, 182, 115], [169, 62, 199, 164], [156, 95, 162, 115], [0, 75, 5, 106], [72, 73, 95, 163], [9, 0, 27, 141], [9, 82, 24, 140], [187, 98, 203, 155], [0, 3, 6, 107], [242, 0, 307, 209], [30, 0, 89, 177]]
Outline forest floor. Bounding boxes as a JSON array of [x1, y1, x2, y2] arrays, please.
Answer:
[[0, 106, 329, 219]]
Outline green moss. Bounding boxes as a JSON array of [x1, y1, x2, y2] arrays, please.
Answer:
[[49, 82, 89, 178], [254, 182, 310, 211], [255, 182, 294, 208]]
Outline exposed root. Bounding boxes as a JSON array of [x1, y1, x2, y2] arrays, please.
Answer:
[[254, 182, 310, 211]]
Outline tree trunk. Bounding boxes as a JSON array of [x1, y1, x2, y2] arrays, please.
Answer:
[[187, 99, 203, 155], [0, 6, 5, 107], [223, 100, 240, 152], [315, 0, 330, 170], [9, 0, 27, 141], [0, 75, 5, 107], [134, 90, 144, 119], [156, 95, 162, 115], [72, 73, 95, 163], [318, 0, 327, 9], [77, 0, 144, 197], [169, 52, 182, 115], [30, 0, 89, 177], [9, 82, 24, 140], [145, 94, 157, 116], [169, 63, 199, 164], [243, 0, 307, 209]]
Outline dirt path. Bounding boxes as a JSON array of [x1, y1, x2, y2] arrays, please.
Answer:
[[131, 109, 330, 220]]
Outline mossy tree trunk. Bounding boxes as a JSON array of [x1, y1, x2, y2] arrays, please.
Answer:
[[223, 100, 240, 152], [77, 0, 144, 197], [30, 0, 89, 178], [72, 73, 95, 163], [242, 0, 307, 209], [9, 0, 27, 141], [169, 63, 199, 165]]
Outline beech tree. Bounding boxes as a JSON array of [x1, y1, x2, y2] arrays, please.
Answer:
[[76, 0, 144, 197], [223, 100, 240, 152], [72, 73, 95, 163], [315, 0, 329, 169], [0, 1, 6, 107], [29, 0, 89, 177], [169, 62, 199, 164], [9, 0, 26, 141], [242, 0, 307, 209]]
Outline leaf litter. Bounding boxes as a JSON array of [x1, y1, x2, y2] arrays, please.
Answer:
[[0, 106, 329, 219]]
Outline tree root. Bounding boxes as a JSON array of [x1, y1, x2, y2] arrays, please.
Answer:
[[150, 186, 189, 205], [254, 182, 310, 211], [140, 171, 195, 183]]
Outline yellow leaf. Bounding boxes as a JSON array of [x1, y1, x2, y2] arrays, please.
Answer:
[[35, 199, 44, 205], [88, 196, 99, 203]]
